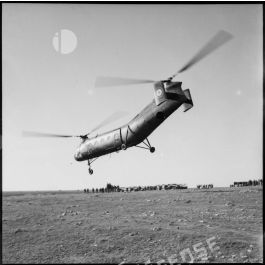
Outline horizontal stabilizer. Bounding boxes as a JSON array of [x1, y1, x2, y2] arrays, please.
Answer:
[[182, 89, 193, 112]]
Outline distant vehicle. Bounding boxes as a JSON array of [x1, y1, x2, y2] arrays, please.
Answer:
[[197, 184, 213, 189], [233, 179, 263, 187], [23, 30, 233, 174]]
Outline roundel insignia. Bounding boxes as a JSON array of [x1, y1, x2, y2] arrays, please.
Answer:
[[156, 89, 162, 97]]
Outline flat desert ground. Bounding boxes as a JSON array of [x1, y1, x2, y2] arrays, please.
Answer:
[[2, 187, 263, 263]]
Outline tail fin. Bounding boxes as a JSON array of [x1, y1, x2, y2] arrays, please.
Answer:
[[182, 89, 193, 112]]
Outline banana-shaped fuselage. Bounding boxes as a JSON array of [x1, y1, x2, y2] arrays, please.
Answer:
[[74, 81, 193, 162]]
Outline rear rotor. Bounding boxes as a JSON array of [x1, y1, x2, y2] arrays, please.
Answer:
[[95, 30, 233, 87]]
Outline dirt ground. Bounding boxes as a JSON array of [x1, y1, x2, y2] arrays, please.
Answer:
[[2, 186, 263, 263]]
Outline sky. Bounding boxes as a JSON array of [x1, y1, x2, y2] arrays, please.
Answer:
[[2, 4, 263, 191]]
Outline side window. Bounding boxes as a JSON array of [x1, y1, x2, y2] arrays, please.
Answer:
[[115, 133, 119, 140], [137, 117, 145, 129], [105, 135, 114, 149], [87, 144, 93, 154]]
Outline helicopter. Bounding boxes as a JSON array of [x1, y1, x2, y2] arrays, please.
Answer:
[[23, 30, 233, 175]]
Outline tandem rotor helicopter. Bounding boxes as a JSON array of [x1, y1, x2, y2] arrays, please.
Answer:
[[23, 30, 233, 174]]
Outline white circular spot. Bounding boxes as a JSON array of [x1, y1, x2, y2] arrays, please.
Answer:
[[156, 89, 162, 97], [88, 89, 94, 96], [236, 90, 242, 96], [52, 29, 77, 54]]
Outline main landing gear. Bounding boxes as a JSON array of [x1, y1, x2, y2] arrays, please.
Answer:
[[135, 138, 155, 153], [124, 125, 155, 153], [87, 158, 98, 175], [150, 146, 155, 153], [86, 138, 155, 175]]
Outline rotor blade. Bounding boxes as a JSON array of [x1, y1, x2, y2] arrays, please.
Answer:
[[170, 30, 233, 79], [88, 110, 128, 135], [22, 131, 80, 138], [95, 76, 155, 87]]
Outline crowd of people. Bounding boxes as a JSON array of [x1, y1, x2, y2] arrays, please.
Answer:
[[84, 183, 188, 193], [84, 183, 120, 193]]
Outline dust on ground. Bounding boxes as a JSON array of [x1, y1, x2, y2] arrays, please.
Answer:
[[2, 187, 263, 263]]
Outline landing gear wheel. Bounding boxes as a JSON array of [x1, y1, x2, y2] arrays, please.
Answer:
[[121, 144, 127, 150], [89, 168, 93, 175], [150, 147, 155, 153]]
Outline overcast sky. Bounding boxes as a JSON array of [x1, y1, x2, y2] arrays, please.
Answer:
[[3, 4, 262, 191]]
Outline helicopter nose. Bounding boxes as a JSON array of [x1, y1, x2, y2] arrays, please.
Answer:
[[74, 150, 82, 161]]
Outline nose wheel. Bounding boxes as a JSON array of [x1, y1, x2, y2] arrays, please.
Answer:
[[87, 158, 98, 175]]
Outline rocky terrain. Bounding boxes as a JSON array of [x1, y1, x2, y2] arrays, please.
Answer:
[[2, 187, 263, 263]]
